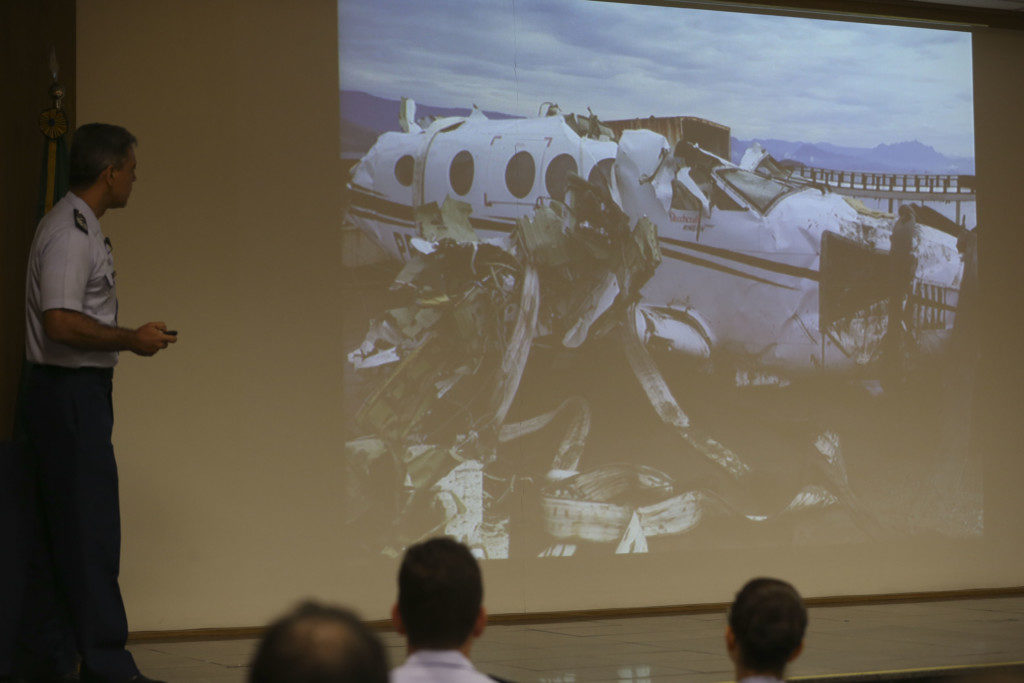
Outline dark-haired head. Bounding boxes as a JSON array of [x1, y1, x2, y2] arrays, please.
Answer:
[[395, 537, 485, 650], [727, 577, 807, 677], [69, 123, 137, 190], [249, 601, 387, 683]]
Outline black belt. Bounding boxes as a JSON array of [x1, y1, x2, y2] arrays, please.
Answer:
[[29, 363, 114, 380]]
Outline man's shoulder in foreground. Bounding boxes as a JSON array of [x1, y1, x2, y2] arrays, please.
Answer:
[[390, 650, 495, 683]]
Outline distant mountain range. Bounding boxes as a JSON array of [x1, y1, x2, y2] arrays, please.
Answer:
[[729, 137, 974, 175], [340, 90, 974, 174]]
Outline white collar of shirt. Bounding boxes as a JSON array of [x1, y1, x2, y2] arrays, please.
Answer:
[[404, 650, 476, 671], [66, 192, 100, 236], [739, 675, 785, 683]]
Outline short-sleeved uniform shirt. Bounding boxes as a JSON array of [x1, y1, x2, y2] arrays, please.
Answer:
[[25, 192, 119, 368]]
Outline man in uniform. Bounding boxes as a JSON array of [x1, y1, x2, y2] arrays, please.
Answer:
[[12, 123, 177, 683]]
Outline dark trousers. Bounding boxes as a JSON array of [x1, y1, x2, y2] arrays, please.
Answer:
[[9, 364, 139, 681], [0, 439, 34, 676]]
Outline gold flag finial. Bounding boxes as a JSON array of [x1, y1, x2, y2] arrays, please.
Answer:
[[49, 45, 59, 81]]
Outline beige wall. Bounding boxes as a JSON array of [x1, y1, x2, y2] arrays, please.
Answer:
[[77, 0, 355, 630], [77, 1, 1024, 632]]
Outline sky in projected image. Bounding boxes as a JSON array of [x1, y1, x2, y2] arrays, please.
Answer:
[[338, 0, 974, 158]]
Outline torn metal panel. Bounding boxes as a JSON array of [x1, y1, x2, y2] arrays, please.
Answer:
[[539, 456, 847, 550], [432, 460, 510, 560], [738, 142, 790, 180], [561, 273, 619, 349], [638, 491, 726, 537], [399, 96, 421, 134], [416, 197, 478, 243], [844, 196, 892, 220], [636, 305, 713, 359], [543, 497, 632, 543], [613, 130, 676, 225], [783, 485, 840, 513], [516, 205, 574, 267], [402, 444, 455, 490], [617, 216, 662, 295], [621, 303, 751, 477], [480, 265, 540, 429], [562, 109, 615, 142], [498, 396, 591, 479]]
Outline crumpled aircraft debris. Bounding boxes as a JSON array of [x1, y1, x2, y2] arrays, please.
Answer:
[[345, 154, 872, 557]]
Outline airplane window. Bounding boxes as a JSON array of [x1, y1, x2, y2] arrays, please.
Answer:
[[505, 151, 535, 199], [544, 154, 578, 202], [587, 158, 614, 190], [394, 155, 414, 187], [449, 150, 474, 196], [717, 168, 796, 213], [712, 185, 743, 211]]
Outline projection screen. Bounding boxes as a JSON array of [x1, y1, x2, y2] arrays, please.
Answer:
[[75, 0, 1024, 630], [339, 0, 979, 560]]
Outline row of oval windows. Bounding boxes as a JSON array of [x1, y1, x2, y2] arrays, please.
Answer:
[[393, 152, 614, 201]]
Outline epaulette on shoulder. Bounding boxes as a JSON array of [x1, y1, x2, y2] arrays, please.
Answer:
[[73, 209, 88, 234]]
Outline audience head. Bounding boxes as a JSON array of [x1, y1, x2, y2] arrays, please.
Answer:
[[726, 577, 807, 678], [249, 601, 387, 683], [394, 536, 486, 651]]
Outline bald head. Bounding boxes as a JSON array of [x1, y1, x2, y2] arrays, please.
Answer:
[[250, 602, 387, 683]]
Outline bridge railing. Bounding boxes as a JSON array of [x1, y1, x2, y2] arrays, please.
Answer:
[[795, 167, 975, 194]]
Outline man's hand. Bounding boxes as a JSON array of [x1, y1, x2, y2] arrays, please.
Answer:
[[43, 309, 178, 356], [130, 322, 178, 356]]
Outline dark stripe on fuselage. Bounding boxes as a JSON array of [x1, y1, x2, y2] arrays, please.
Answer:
[[346, 189, 518, 234], [469, 217, 517, 233], [349, 182, 385, 197], [659, 235, 820, 282], [348, 188, 416, 222], [660, 248, 797, 290], [348, 206, 414, 228]]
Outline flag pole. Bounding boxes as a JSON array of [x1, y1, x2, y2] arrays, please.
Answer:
[[37, 45, 69, 217]]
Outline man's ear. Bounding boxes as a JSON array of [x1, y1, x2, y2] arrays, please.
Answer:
[[391, 603, 406, 635], [725, 625, 739, 663], [788, 640, 804, 663], [471, 606, 487, 638]]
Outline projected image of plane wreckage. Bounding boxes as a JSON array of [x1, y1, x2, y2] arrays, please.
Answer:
[[341, 99, 978, 558]]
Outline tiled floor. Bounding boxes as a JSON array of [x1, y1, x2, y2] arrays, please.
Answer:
[[128, 596, 1024, 682]]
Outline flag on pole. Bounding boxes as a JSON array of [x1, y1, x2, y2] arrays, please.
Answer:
[[16, 49, 70, 447], [37, 46, 69, 220]]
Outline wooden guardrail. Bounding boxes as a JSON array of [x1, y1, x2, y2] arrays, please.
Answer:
[[796, 167, 975, 196]]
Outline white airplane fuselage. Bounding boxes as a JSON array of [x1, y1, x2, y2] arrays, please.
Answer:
[[345, 111, 963, 379], [348, 112, 616, 259]]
